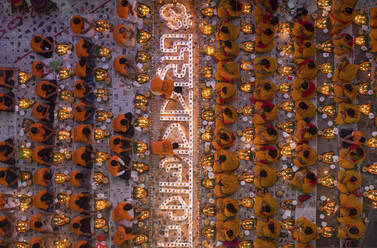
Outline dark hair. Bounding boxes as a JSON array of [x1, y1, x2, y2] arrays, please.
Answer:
[[36, 105, 44, 112], [344, 7, 353, 14], [303, 150, 310, 158], [229, 0, 242, 11], [79, 59, 86, 67], [111, 160, 118, 166], [299, 102, 308, 110], [41, 84, 48, 91], [221, 26, 229, 33], [75, 172, 84, 179], [270, 16, 279, 25], [120, 118, 128, 126], [172, 143, 179, 149], [43, 172, 52, 180], [347, 108, 355, 117], [305, 42, 311, 48], [31, 127, 38, 134], [75, 82, 82, 90], [73, 223, 80, 229], [308, 61, 315, 68], [0, 171, 4, 178], [36, 63, 43, 70], [304, 226, 313, 235], [349, 176, 357, 182], [0, 219, 7, 227], [261, 59, 270, 66], [260, 170, 268, 177], [81, 151, 91, 161], [359, 137, 366, 143], [349, 208, 357, 216], [119, 58, 127, 64], [301, 80, 309, 89], [123, 203, 132, 211], [267, 127, 277, 136], [349, 226, 359, 234], [295, 7, 308, 19], [34, 221, 43, 228], [32, 244, 41, 248], [82, 127, 91, 135], [121, 0, 129, 7], [174, 86, 183, 94], [80, 244, 89, 248], [355, 147, 363, 156], [264, 82, 272, 90], [73, 17, 81, 24], [344, 34, 352, 41], [125, 227, 133, 233], [268, 149, 277, 158], [41, 193, 52, 202], [262, 205, 271, 213], [305, 23, 314, 32], [226, 203, 237, 213], [264, 28, 273, 36], [34, 36, 42, 43], [226, 229, 234, 237], [0, 146, 5, 152], [307, 125, 317, 135], [267, 222, 275, 232], [263, 105, 272, 112], [344, 84, 353, 92], [219, 133, 230, 141], [306, 172, 316, 181], [221, 87, 227, 94], [113, 138, 121, 145], [224, 40, 232, 48], [218, 155, 226, 162], [83, 41, 92, 49], [224, 107, 232, 117]]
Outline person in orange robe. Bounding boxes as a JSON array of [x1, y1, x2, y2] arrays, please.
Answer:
[[334, 103, 361, 125], [215, 105, 238, 125], [112, 226, 136, 247], [70, 171, 84, 188], [112, 202, 140, 223], [254, 146, 279, 165], [0, 139, 16, 165], [117, 0, 132, 19], [0, 167, 18, 187], [33, 190, 54, 211], [337, 216, 365, 240], [108, 155, 131, 179], [150, 77, 183, 100], [256, 28, 275, 53], [75, 39, 94, 58], [33, 167, 52, 187], [295, 100, 316, 122], [72, 146, 93, 169], [334, 82, 357, 103], [69, 193, 93, 214], [35, 80, 58, 102], [292, 16, 315, 41], [215, 82, 237, 104], [213, 150, 239, 174], [28, 123, 55, 143], [293, 40, 316, 59], [290, 169, 317, 194], [216, 218, 241, 242], [113, 24, 134, 46], [337, 170, 361, 194], [292, 217, 318, 243], [217, 0, 243, 19], [250, 79, 277, 103], [29, 213, 55, 233], [30, 35, 54, 58], [151, 140, 179, 157], [293, 120, 317, 142], [339, 193, 362, 218], [32, 60, 51, 79], [339, 145, 365, 169], [74, 80, 93, 100], [296, 59, 318, 79], [32, 102, 53, 122], [215, 61, 240, 82], [212, 124, 236, 150], [253, 124, 278, 145], [32, 145, 54, 166], [70, 215, 93, 236], [214, 40, 240, 61], [252, 101, 278, 125], [253, 56, 278, 78], [0, 67, 17, 89], [73, 101, 96, 123], [253, 163, 277, 189], [216, 21, 239, 41], [256, 219, 281, 239], [73, 124, 93, 143], [293, 143, 317, 167], [216, 197, 239, 220], [330, 5, 356, 35], [0, 93, 15, 112], [70, 15, 93, 35], [333, 33, 353, 56], [254, 192, 277, 218], [292, 78, 316, 101], [75, 59, 93, 79], [339, 129, 365, 149], [0, 193, 18, 211], [112, 113, 134, 137], [109, 136, 133, 155], [113, 55, 138, 78], [0, 216, 12, 238]]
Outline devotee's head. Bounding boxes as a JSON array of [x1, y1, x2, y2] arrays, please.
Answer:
[[34, 221, 43, 228], [349, 208, 357, 216], [36, 63, 43, 70], [125, 227, 133, 233], [73, 17, 81, 24], [270, 16, 279, 26], [267, 127, 277, 136], [226, 203, 237, 213], [224, 40, 232, 48], [41, 193, 52, 202], [350, 176, 357, 182], [220, 26, 229, 34], [298, 102, 308, 110], [349, 226, 359, 235], [220, 133, 230, 141], [229, 0, 242, 11], [308, 61, 315, 68], [261, 59, 270, 66], [119, 58, 127, 64], [218, 155, 226, 162], [260, 170, 268, 178], [344, 84, 353, 92], [268, 149, 277, 158], [111, 160, 118, 167], [82, 127, 91, 135], [32, 244, 41, 248], [303, 150, 310, 158], [123, 203, 133, 211], [305, 42, 311, 48], [264, 28, 273, 36], [263, 82, 272, 90], [344, 7, 353, 14], [301, 80, 309, 89], [226, 230, 234, 237], [79, 59, 86, 66], [304, 226, 313, 235], [304, 23, 314, 32], [262, 205, 271, 213], [43, 172, 52, 180], [263, 105, 272, 112], [346, 108, 355, 117], [224, 107, 232, 117], [75, 173, 84, 179], [307, 125, 317, 135], [174, 86, 183, 94], [268, 222, 275, 232], [172, 142, 179, 149], [0, 171, 4, 178], [295, 7, 308, 19], [73, 223, 80, 229], [121, 0, 129, 7], [120, 118, 128, 126], [30, 127, 39, 134], [34, 36, 42, 43], [306, 172, 316, 181]]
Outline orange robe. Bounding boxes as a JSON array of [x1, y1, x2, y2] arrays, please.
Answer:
[[150, 77, 174, 99], [112, 202, 133, 222], [151, 140, 174, 156]]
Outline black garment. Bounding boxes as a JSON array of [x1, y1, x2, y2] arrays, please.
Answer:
[[80, 217, 91, 233], [5, 169, 17, 185], [340, 129, 353, 148]]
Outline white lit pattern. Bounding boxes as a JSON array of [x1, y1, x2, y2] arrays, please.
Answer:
[[155, 3, 194, 247]]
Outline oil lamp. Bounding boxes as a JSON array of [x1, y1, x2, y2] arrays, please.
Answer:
[[201, 178, 215, 189], [95, 88, 109, 102], [134, 141, 148, 154], [240, 83, 253, 93], [95, 20, 112, 32], [241, 23, 254, 34], [20, 171, 32, 185], [201, 7, 214, 17], [240, 41, 254, 53], [358, 82, 371, 95], [279, 43, 293, 56], [96, 152, 108, 163], [56, 43, 72, 55], [363, 190, 377, 201], [359, 103, 371, 115], [201, 66, 212, 79], [241, 219, 255, 230], [138, 210, 150, 220], [53, 214, 70, 226], [202, 204, 216, 216], [354, 12, 367, 26], [201, 225, 215, 239], [279, 23, 291, 34], [319, 152, 336, 164], [315, 18, 328, 29], [17, 221, 29, 233], [57, 192, 69, 205], [240, 198, 254, 208], [367, 137, 377, 148], [359, 62, 371, 72], [200, 23, 214, 35], [241, 2, 252, 14], [95, 110, 113, 122], [94, 68, 109, 82], [320, 226, 335, 238], [94, 171, 109, 184], [279, 66, 293, 76], [95, 199, 111, 211], [201, 110, 214, 122], [137, 30, 151, 43], [318, 105, 336, 117], [241, 105, 253, 116], [15, 242, 28, 248], [59, 68, 72, 80], [54, 173, 67, 184], [317, 0, 330, 8], [317, 40, 333, 52], [135, 117, 149, 128], [241, 127, 254, 142], [238, 149, 252, 161], [201, 126, 213, 142], [279, 168, 294, 180], [319, 199, 337, 215], [94, 128, 109, 140], [54, 240, 70, 248], [201, 45, 215, 56], [136, 73, 149, 84], [281, 244, 294, 248], [201, 154, 214, 167], [355, 36, 366, 46], [137, 3, 150, 17], [136, 51, 151, 63], [133, 186, 147, 199], [201, 87, 213, 99], [58, 107, 72, 120], [363, 163, 377, 174], [133, 162, 149, 173], [18, 194, 32, 211], [280, 199, 296, 211], [318, 128, 336, 139], [239, 241, 252, 248], [59, 90, 74, 103], [281, 219, 294, 230], [241, 172, 254, 183], [18, 148, 32, 162], [280, 101, 294, 112], [319, 174, 335, 188], [135, 94, 148, 110], [18, 71, 31, 84], [317, 82, 334, 96], [280, 144, 292, 158], [277, 121, 295, 134], [240, 61, 253, 71], [18, 99, 34, 109], [319, 62, 333, 74]]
